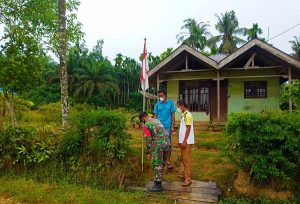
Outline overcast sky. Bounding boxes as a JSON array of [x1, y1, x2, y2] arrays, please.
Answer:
[[77, 0, 300, 62]]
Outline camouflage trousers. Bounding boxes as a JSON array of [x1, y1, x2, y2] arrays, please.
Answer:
[[152, 149, 168, 182]]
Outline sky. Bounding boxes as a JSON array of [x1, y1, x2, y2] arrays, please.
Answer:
[[77, 0, 300, 62]]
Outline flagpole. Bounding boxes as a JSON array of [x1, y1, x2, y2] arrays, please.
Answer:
[[142, 81, 145, 172], [141, 38, 147, 172]]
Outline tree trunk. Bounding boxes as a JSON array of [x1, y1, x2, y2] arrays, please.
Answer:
[[4, 91, 17, 126], [59, 0, 68, 126]]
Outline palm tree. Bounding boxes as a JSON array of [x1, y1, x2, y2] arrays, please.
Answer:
[[209, 10, 246, 54], [73, 57, 120, 100], [176, 18, 210, 51], [244, 23, 263, 41], [58, 0, 68, 126], [289, 36, 300, 60], [160, 48, 173, 61]]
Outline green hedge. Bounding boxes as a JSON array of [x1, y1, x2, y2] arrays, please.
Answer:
[[226, 111, 300, 183]]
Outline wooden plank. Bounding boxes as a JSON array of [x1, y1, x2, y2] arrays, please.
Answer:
[[145, 181, 192, 192], [244, 52, 256, 70], [288, 66, 292, 112], [148, 44, 218, 78], [217, 70, 220, 123], [190, 180, 218, 189], [219, 39, 300, 70]]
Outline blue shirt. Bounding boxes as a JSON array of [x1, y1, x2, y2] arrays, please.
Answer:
[[153, 99, 176, 128]]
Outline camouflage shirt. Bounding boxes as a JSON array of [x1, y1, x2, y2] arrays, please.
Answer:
[[144, 118, 171, 154]]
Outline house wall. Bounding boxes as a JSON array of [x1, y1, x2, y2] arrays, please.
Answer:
[[166, 79, 210, 122], [164, 69, 281, 121], [228, 77, 280, 113]]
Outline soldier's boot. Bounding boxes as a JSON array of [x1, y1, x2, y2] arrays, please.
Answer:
[[148, 181, 162, 192]]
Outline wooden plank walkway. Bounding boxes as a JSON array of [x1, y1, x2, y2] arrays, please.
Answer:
[[128, 180, 221, 203]]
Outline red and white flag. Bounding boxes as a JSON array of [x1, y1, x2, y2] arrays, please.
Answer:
[[140, 38, 149, 92]]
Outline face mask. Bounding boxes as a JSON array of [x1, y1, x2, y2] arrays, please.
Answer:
[[159, 97, 164, 102], [177, 107, 182, 113]]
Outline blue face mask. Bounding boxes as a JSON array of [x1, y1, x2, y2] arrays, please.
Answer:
[[159, 97, 164, 102]]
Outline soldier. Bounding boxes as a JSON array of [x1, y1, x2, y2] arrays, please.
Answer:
[[139, 111, 171, 192]]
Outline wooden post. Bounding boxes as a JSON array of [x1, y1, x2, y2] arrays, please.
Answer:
[[185, 54, 188, 70], [217, 70, 220, 124], [157, 74, 160, 92], [288, 67, 292, 112]]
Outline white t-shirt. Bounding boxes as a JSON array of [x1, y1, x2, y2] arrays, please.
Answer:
[[179, 111, 195, 144]]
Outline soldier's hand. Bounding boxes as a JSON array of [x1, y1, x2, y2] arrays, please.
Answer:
[[171, 127, 175, 133], [147, 154, 151, 160]]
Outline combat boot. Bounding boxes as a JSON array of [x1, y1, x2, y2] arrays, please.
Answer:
[[148, 181, 162, 192]]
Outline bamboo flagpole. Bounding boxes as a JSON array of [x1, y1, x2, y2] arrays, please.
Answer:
[[140, 38, 149, 172]]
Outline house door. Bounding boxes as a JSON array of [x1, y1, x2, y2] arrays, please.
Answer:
[[210, 80, 228, 122]]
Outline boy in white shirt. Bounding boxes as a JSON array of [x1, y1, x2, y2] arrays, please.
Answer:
[[177, 100, 195, 186]]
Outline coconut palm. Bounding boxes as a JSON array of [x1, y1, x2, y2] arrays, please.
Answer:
[[176, 18, 210, 51], [289, 36, 300, 60], [244, 23, 263, 41], [209, 10, 246, 54]]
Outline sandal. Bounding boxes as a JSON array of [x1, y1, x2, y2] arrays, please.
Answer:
[[182, 181, 192, 187]]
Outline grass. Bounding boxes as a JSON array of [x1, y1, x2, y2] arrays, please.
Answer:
[[128, 127, 237, 195], [1, 106, 298, 203], [0, 177, 171, 204]]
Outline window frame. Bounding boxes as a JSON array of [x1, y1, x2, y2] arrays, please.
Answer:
[[179, 80, 210, 112], [244, 81, 267, 99]]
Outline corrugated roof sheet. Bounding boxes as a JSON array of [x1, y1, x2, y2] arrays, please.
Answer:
[[209, 53, 229, 63]]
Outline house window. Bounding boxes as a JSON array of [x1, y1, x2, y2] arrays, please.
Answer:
[[244, 81, 267, 98], [179, 80, 209, 112]]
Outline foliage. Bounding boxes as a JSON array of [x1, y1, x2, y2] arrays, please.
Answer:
[[220, 196, 300, 204], [20, 84, 60, 109], [60, 109, 131, 166], [209, 10, 246, 54], [0, 126, 55, 168], [160, 47, 173, 60], [244, 23, 265, 41], [289, 36, 300, 60], [226, 111, 300, 184], [0, 0, 83, 125], [280, 80, 300, 110], [177, 18, 210, 52]]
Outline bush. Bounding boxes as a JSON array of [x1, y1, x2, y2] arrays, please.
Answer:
[[60, 109, 130, 166], [226, 111, 300, 184], [0, 126, 55, 168]]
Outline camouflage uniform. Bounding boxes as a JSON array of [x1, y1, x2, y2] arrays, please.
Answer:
[[144, 118, 171, 182]]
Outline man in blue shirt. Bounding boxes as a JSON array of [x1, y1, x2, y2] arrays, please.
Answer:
[[154, 90, 176, 171]]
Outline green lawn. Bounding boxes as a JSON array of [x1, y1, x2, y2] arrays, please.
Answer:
[[0, 177, 171, 204]]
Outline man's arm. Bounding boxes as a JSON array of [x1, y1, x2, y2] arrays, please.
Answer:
[[171, 112, 175, 131], [183, 125, 191, 142], [181, 125, 191, 149], [171, 101, 176, 131]]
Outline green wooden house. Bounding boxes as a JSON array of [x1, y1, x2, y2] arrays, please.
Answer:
[[148, 39, 300, 123]]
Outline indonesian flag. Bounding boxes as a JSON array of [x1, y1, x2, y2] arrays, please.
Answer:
[[140, 38, 149, 92]]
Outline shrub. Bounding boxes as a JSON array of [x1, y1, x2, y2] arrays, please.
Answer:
[[226, 111, 300, 184], [60, 109, 130, 166], [0, 126, 55, 168]]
